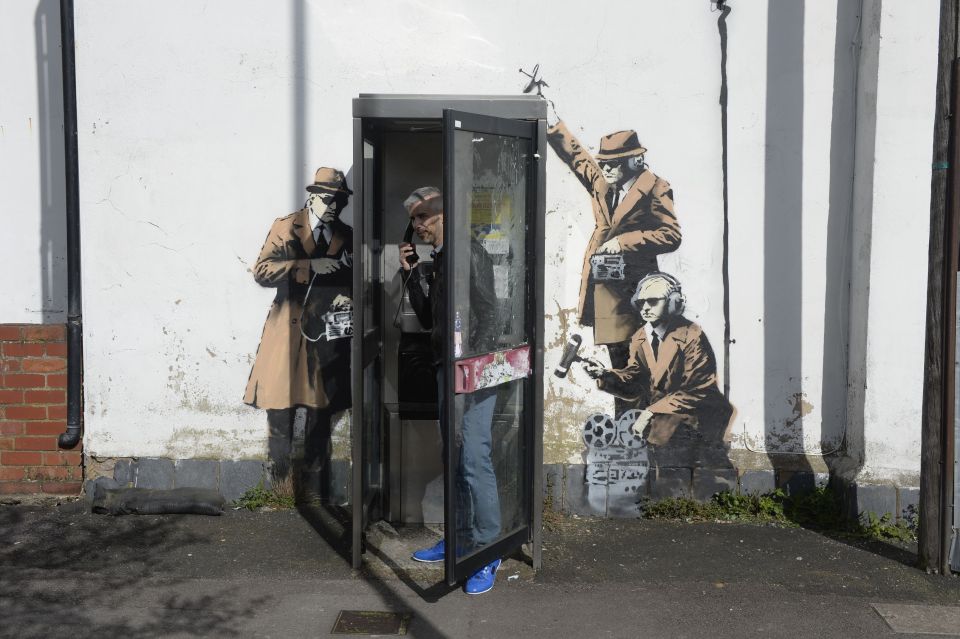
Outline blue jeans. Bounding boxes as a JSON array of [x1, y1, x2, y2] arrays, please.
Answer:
[[437, 368, 501, 548]]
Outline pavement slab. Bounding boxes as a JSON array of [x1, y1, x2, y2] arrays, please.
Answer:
[[2, 501, 960, 638]]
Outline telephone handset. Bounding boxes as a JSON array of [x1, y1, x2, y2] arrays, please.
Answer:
[[402, 221, 420, 266]]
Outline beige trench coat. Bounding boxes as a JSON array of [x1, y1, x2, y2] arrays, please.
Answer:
[[243, 209, 350, 410], [596, 318, 733, 447], [547, 121, 682, 344]]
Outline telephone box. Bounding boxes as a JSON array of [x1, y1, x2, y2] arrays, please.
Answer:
[[350, 94, 546, 584]]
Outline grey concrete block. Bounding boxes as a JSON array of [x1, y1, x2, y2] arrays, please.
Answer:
[[693, 468, 738, 501], [542, 464, 563, 512], [135, 457, 175, 490], [898, 487, 920, 523], [778, 471, 818, 496], [649, 467, 691, 500], [606, 482, 644, 518], [174, 459, 219, 490], [84, 476, 119, 503], [739, 469, 776, 495], [563, 464, 605, 516], [113, 459, 135, 486], [220, 460, 266, 502], [855, 483, 897, 521]]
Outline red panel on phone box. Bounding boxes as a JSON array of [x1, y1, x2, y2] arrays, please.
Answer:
[[454, 345, 532, 394]]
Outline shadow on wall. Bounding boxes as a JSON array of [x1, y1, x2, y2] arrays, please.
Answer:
[[35, 0, 68, 323]]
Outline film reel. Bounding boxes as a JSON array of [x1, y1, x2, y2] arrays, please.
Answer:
[[582, 413, 616, 449]]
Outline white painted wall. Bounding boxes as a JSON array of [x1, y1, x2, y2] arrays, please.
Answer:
[[0, 0, 66, 323], [0, 0, 941, 482]]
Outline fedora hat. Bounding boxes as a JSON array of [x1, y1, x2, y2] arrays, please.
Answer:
[[595, 130, 647, 161], [306, 167, 353, 195]]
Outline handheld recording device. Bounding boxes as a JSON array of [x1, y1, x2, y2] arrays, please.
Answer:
[[402, 221, 419, 266], [554, 334, 583, 378], [590, 254, 626, 281]]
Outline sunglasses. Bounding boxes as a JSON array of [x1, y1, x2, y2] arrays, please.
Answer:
[[636, 297, 666, 306]]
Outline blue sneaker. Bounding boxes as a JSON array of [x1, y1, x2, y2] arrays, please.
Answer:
[[464, 558, 501, 595], [411, 539, 445, 563]]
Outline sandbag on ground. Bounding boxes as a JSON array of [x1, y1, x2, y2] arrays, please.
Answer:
[[91, 486, 225, 516]]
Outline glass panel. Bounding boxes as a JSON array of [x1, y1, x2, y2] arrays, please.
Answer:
[[450, 130, 529, 356], [363, 140, 377, 333], [452, 378, 526, 556]]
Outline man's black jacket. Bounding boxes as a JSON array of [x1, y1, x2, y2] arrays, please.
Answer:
[[406, 241, 499, 364]]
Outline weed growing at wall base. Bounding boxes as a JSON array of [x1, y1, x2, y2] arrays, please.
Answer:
[[641, 487, 918, 543], [234, 480, 296, 511]]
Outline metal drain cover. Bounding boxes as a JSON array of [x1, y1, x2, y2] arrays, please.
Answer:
[[331, 610, 412, 635]]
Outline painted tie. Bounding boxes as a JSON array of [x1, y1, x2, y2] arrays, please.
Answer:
[[651, 332, 660, 359]]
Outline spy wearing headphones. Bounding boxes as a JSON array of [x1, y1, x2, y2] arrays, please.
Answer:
[[582, 272, 732, 466]]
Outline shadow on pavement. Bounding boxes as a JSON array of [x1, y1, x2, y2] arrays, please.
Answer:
[[0, 503, 271, 639]]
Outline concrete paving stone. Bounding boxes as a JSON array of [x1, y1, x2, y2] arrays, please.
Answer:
[[856, 483, 897, 521], [174, 459, 219, 490], [692, 468, 738, 501], [898, 486, 920, 523], [649, 467, 691, 500], [134, 457, 175, 490], [872, 603, 960, 635], [112, 458, 134, 486], [738, 469, 776, 495], [220, 460, 266, 502], [564, 464, 606, 516]]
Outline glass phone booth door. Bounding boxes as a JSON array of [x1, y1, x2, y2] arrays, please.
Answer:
[[441, 110, 543, 584], [350, 95, 545, 584]]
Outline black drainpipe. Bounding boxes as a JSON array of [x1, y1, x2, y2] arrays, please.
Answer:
[[58, 0, 82, 449]]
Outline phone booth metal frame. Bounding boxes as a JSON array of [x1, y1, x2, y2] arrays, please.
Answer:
[[350, 94, 546, 581]]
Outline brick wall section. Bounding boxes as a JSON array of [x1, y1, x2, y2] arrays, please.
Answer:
[[0, 324, 81, 495]]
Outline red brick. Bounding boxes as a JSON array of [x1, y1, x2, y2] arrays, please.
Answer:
[[46, 374, 67, 389], [25, 421, 68, 436], [2, 451, 43, 465], [22, 325, 65, 342], [0, 326, 22, 341], [26, 466, 77, 481], [41, 481, 81, 495], [45, 343, 68, 357], [6, 406, 46, 421], [24, 390, 66, 404], [0, 467, 25, 480], [3, 374, 45, 389], [4, 343, 45, 358], [21, 358, 66, 373], [43, 451, 82, 466], [0, 390, 23, 405], [1, 359, 22, 373], [0, 438, 13, 450], [14, 436, 58, 451], [47, 405, 67, 420], [0, 422, 24, 435], [0, 482, 41, 495]]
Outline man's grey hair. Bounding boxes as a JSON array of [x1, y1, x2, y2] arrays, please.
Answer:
[[403, 186, 443, 214]]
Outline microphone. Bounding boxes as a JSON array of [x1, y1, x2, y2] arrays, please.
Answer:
[[554, 334, 583, 378]]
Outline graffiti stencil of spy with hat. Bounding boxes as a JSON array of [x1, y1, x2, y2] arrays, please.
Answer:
[[244, 167, 354, 495], [545, 101, 682, 417]]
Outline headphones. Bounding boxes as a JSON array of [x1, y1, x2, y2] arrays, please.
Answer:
[[630, 272, 685, 315]]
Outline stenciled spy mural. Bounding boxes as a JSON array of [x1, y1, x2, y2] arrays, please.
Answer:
[[538, 70, 733, 506], [545, 104, 682, 419], [244, 167, 354, 499]]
